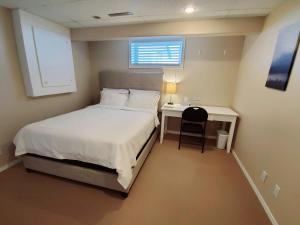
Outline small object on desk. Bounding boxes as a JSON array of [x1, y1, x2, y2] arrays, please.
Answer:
[[182, 96, 190, 106], [163, 104, 174, 108], [166, 82, 177, 105]]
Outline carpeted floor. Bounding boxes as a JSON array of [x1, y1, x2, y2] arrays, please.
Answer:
[[0, 137, 271, 225]]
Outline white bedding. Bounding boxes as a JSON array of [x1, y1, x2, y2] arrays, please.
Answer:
[[14, 105, 159, 189]]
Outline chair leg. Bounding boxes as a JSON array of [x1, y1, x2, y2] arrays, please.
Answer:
[[201, 123, 207, 153], [202, 137, 205, 153], [178, 130, 182, 150], [201, 132, 206, 153]]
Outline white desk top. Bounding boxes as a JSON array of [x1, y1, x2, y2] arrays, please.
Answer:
[[161, 103, 239, 117]]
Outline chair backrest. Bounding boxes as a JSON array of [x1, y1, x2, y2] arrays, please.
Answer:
[[182, 107, 208, 123]]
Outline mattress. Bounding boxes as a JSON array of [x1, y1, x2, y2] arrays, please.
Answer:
[[14, 105, 159, 188]]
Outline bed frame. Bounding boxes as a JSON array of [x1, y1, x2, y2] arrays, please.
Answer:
[[22, 70, 164, 197]]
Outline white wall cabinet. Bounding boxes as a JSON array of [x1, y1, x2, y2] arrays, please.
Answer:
[[13, 10, 77, 97]]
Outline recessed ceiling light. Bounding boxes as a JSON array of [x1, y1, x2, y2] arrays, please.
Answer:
[[92, 16, 101, 19], [184, 6, 195, 14]]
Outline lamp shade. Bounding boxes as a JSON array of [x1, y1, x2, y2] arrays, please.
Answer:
[[166, 82, 177, 94]]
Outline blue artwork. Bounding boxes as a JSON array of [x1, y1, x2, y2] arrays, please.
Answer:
[[265, 23, 300, 91]]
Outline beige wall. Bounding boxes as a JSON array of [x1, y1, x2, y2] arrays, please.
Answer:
[[232, 0, 300, 224], [72, 17, 264, 41], [89, 36, 244, 136], [0, 7, 92, 167], [89, 36, 244, 106]]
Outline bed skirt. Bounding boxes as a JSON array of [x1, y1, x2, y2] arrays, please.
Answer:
[[22, 128, 158, 197]]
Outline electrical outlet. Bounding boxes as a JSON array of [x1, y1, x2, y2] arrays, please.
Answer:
[[260, 170, 268, 183], [272, 184, 280, 198]]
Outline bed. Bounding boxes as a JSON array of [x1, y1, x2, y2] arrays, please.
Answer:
[[13, 70, 163, 197]]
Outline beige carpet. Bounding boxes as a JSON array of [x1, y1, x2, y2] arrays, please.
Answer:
[[0, 137, 271, 225]]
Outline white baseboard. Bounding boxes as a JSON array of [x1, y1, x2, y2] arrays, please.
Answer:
[[166, 129, 217, 140], [232, 151, 278, 225], [0, 158, 21, 173]]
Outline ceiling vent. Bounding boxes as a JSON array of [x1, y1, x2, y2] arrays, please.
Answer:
[[108, 12, 133, 17], [92, 16, 101, 19]]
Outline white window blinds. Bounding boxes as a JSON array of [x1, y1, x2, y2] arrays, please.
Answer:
[[129, 37, 184, 68]]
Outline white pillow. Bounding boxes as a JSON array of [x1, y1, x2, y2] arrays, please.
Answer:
[[127, 89, 160, 111], [102, 88, 129, 94], [100, 89, 129, 106]]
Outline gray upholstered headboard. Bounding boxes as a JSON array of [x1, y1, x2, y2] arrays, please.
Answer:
[[99, 70, 164, 92]]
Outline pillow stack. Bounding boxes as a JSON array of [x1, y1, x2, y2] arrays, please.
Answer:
[[100, 88, 160, 111], [100, 88, 129, 106], [126, 89, 160, 111]]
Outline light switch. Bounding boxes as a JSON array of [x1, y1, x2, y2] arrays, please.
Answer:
[[272, 184, 280, 198], [260, 170, 268, 183]]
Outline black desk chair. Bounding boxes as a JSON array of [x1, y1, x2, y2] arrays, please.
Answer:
[[178, 107, 208, 153]]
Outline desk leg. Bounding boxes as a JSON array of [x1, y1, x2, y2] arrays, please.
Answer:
[[164, 116, 168, 134], [160, 111, 165, 144], [226, 117, 237, 153]]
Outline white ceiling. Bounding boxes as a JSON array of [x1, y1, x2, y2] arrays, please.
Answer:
[[0, 0, 283, 28]]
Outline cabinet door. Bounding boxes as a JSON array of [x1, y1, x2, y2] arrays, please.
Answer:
[[33, 27, 75, 88]]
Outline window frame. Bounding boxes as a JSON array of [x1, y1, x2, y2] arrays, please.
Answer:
[[128, 36, 185, 69]]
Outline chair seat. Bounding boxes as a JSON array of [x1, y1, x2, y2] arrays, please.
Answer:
[[181, 122, 203, 134]]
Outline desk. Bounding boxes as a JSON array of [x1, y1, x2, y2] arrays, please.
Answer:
[[160, 103, 239, 153]]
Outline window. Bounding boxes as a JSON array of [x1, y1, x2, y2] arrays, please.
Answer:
[[129, 37, 185, 68]]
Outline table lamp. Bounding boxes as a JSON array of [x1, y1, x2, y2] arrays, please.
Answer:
[[166, 82, 177, 105]]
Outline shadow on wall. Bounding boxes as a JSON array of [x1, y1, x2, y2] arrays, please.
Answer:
[[0, 143, 16, 166]]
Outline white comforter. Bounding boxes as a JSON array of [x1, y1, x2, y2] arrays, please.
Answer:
[[14, 105, 159, 188]]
